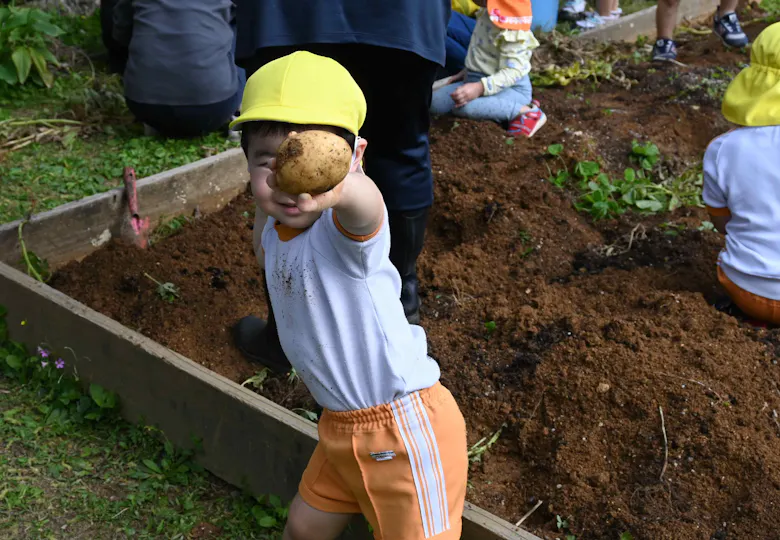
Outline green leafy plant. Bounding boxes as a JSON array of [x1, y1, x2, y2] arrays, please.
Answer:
[[149, 215, 191, 245], [241, 367, 270, 391], [556, 515, 576, 540], [133, 437, 203, 486], [17, 221, 51, 282], [545, 144, 570, 188], [484, 320, 497, 336], [251, 494, 289, 531], [574, 164, 687, 220], [143, 273, 180, 302], [287, 367, 300, 384], [547, 143, 564, 156], [620, 532, 634, 540], [698, 220, 715, 232], [0, 5, 63, 87], [468, 424, 505, 463], [518, 230, 535, 258], [1, 306, 118, 423], [630, 140, 660, 171]]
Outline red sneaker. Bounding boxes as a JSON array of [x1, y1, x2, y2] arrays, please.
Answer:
[[508, 100, 547, 138]]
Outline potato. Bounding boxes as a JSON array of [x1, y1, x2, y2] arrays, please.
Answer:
[[275, 131, 353, 195]]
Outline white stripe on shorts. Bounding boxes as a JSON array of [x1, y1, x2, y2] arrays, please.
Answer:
[[391, 392, 450, 538]]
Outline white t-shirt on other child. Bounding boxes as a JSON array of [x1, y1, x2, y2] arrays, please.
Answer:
[[703, 125, 780, 300], [261, 207, 441, 412]]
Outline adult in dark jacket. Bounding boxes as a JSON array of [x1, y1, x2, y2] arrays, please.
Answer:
[[233, 0, 451, 371], [111, 0, 245, 137]]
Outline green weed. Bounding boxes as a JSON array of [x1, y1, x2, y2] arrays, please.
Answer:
[[149, 215, 192, 245], [545, 143, 570, 188], [17, 221, 50, 282], [468, 424, 505, 463], [629, 140, 660, 171], [1, 307, 117, 424], [0, 305, 285, 538], [698, 220, 716, 232], [0, 5, 64, 87], [0, 11, 238, 224], [484, 320, 498, 336], [144, 273, 180, 303], [242, 368, 271, 391], [556, 515, 577, 540]]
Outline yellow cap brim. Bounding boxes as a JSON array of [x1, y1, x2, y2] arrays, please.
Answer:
[[229, 105, 361, 134]]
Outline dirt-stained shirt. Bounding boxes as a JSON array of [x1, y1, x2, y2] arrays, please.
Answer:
[[260, 208, 440, 412]]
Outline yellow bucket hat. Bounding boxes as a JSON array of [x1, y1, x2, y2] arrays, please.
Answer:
[[722, 22, 780, 127], [229, 51, 366, 135]]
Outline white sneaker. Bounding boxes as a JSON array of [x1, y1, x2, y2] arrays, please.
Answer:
[[562, 0, 586, 15], [576, 12, 606, 29]]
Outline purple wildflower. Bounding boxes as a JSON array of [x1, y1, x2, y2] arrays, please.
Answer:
[[41, 361, 48, 368], [37, 346, 49, 359], [55, 358, 65, 369]]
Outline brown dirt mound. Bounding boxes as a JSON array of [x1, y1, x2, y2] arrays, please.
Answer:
[[52, 22, 780, 540]]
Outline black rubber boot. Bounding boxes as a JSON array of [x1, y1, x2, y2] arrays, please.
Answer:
[[388, 208, 429, 325], [232, 276, 291, 373]]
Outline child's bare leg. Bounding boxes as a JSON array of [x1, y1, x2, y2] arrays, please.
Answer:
[[596, 0, 612, 16], [718, 0, 739, 15], [656, 0, 680, 39], [283, 494, 354, 540]]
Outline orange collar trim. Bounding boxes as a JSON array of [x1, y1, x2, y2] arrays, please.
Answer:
[[274, 221, 308, 242]]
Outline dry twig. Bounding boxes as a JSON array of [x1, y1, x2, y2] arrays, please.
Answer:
[[515, 499, 543, 527], [658, 372, 726, 402], [659, 406, 669, 482]]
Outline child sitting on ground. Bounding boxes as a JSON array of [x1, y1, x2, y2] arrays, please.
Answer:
[[703, 23, 780, 326], [430, 0, 546, 138], [230, 51, 468, 539]]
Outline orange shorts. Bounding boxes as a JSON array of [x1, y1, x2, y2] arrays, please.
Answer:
[[299, 382, 468, 539], [718, 266, 780, 325]]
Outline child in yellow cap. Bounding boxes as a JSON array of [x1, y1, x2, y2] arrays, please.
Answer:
[[230, 51, 468, 540], [704, 23, 780, 326]]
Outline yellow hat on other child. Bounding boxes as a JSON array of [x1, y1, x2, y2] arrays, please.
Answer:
[[229, 51, 367, 135], [722, 22, 780, 127]]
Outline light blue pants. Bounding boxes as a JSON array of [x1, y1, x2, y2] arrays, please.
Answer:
[[430, 71, 533, 124]]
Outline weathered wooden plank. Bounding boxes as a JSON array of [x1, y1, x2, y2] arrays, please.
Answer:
[[576, 0, 719, 43], [0, 262, 542, 540], [0, 148, 248, 270]]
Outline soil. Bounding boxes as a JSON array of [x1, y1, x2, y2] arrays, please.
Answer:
[[51, 19, 780, 540]]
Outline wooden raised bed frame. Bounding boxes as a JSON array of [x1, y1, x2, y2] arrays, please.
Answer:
[[0, 149, 542, 540]]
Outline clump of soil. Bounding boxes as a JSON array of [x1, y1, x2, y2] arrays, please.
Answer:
[[52, 23, 780, 540]]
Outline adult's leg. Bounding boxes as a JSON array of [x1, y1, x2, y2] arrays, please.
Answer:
[[232, 44, 310, 370], [283, 494, 353, 540], [656, 0, 680, 40], [332, 46, 438, 324]]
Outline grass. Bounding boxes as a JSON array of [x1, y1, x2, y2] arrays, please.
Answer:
[[0, 379, 283, 539], [0, 10, 239, 224]]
